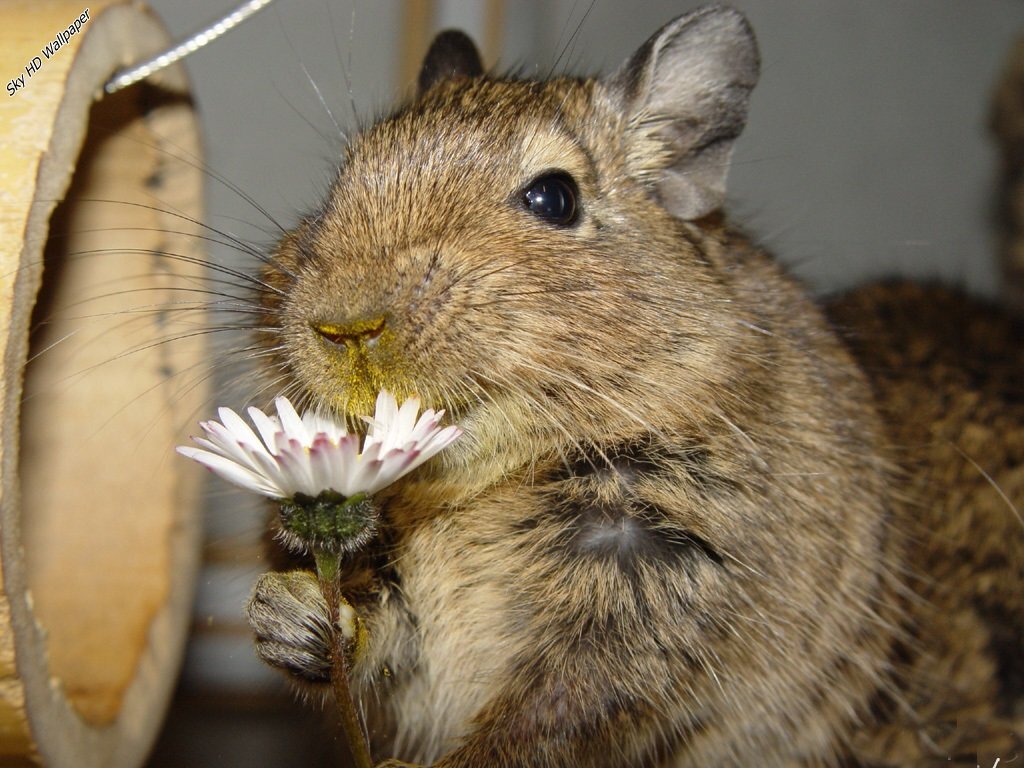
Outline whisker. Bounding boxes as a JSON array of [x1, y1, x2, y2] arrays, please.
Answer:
[[23, 324, 276, 396], [50, 223, 273, 266], [548, 0, 597, 79], [950, 441, 1024, 529], [57, 246, 287, 297], [47, 196, 295, 278], [270, 6, 349, 147]]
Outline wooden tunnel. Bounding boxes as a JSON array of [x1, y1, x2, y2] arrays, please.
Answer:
[[0, 2, 206, 765]]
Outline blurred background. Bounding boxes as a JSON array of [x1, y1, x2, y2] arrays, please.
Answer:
[[138, 1, 1023, 765]]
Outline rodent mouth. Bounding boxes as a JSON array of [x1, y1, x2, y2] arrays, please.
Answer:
[[300, 316, 479, 422]]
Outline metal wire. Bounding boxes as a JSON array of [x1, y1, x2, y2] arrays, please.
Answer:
[[104, 0, 277, 94]]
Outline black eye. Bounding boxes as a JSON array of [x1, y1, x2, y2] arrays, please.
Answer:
[[521, 172, 579, 226]]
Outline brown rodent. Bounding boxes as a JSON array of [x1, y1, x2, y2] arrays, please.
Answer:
[[245, 5, 1024, 766]]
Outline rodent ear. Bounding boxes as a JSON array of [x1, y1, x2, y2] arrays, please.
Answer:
[[610, 5, 760, 220], [418, 30, 484, 94]]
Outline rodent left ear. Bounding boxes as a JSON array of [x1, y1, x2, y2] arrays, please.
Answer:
[[418, 29, 484, 94], [609, 5, 760, 220]]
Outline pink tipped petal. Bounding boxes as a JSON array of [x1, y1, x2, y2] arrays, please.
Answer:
[[408, 413, 442, 445], [176, 446, 282, 498], [401, 427, 462, 477], [179, 392, 461, 503], [361, 449, 417, 494], [191, 435, 235, 461], [335, 434, 362, 489], [426, 424, 463, 452], [274, 441, 315, 496], [382, 446, 421, 474], [197, 418, 231, 445], [352, 456, 387, 495], [247, 444, 293, 490], [396, 448, 438, 480], [360, 423, 380, 453], [272, 431, 300, 458], [197, 422, 270, 474], [190, 436, 276, 484], [406, 421, 460, 459], [309, 435, 345, 493], [357, 438, 383, 465]]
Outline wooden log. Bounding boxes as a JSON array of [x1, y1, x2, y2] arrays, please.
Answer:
[[0, 2, 206, 765]]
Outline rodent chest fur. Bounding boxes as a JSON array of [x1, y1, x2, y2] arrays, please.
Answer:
[[246, 7, 1023, 767]]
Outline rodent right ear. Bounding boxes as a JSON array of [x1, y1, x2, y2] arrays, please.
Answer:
[[609, 5, 760, 221], [418, 29, 484, 94]]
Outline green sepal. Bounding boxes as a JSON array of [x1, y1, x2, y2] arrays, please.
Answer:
[[278, 490, 378, 555]]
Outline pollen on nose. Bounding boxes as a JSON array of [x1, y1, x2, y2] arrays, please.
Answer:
[[312, 316, 386, 349]]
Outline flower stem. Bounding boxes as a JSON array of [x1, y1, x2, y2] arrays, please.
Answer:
[[313, 547, 374, 768]]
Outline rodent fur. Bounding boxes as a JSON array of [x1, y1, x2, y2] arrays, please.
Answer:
[[246, 6, 1024, 765]]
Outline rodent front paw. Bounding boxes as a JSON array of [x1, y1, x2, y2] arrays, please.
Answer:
[[247, 569, 338, 684]]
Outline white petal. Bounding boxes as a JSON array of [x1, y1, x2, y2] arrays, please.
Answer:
[[248, 445, 294, 494], [302, 410, 326, 439], [223, 411, 278, 468], [367, 390, 399, 442], [376, 389, 399, 420], [358, 438, 383, 464], [321, 417, 350, 444], [247, 406, 283, 454], [275, 396, 310, 446], [176, 446, 282, 498], [338, 431, 361, 462], [306, 409, 348, 443], [217, 406, 264, 450], [394, 396, 422, 443], [190, 436, 277, 485]]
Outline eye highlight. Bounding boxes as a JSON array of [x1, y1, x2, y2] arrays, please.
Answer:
[[521, 172, 579, 226]]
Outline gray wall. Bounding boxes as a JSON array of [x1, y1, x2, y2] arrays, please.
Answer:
[[148, 0, 1023, 297]]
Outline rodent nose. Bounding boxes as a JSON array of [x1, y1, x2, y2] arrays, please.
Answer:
[[312, 316, 386, 349]]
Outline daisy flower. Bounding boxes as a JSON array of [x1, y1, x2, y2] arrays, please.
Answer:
[[177, 390, 461, 553]]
